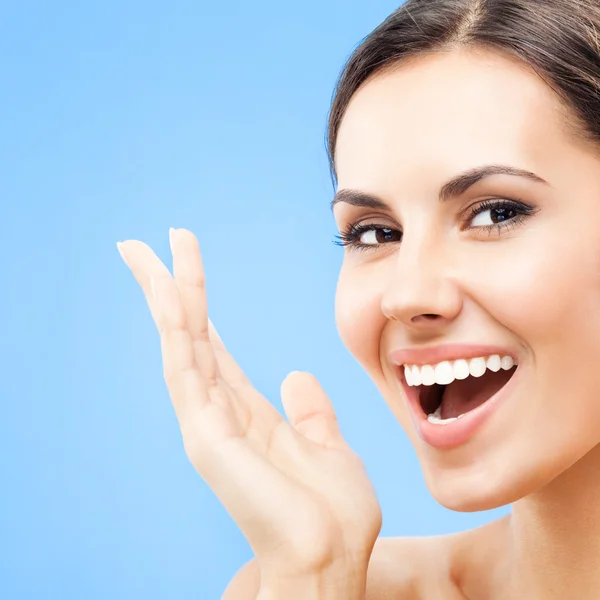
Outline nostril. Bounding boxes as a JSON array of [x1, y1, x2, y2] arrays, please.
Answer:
[[412, 314, 441, 323]]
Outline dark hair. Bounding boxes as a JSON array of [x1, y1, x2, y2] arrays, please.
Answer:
[[326, 0, 600, 184]]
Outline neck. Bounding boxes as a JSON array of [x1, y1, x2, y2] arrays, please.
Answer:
[[497, 443, 600, 600]]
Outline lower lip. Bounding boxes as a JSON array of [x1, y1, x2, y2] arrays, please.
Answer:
[[399, 366, 521, 449]]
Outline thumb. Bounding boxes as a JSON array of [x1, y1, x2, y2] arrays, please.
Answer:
[[280, 371, 348, 450]]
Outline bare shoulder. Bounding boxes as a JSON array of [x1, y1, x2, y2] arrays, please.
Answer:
[[221, 529, 485, 600], [373, 515, 510, 600], [222, 516, 509, 599]]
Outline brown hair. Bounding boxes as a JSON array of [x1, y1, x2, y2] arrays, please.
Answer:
[[326, 0, 600, 184]]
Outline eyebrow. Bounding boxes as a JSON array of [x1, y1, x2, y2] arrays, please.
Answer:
[[329, 164, 550, 212]]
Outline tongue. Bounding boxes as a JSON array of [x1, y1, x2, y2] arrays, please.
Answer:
[[440, 368, 515, 420]]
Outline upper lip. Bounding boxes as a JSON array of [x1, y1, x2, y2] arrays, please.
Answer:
[[389, 343, 519, 367]]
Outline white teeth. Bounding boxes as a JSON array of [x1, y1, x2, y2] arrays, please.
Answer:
[[486, 355, 502, 372], [411, 365, 422, 386], [469, 357, 487, 378], [426, 403, 465, 424], [402, 354, 518, 387], [434, 361, 454, 385], [454, 359, 470, 380], [421, 365, 436, 386], [501, 356, 514, 370], [427, 415, 459, 424]]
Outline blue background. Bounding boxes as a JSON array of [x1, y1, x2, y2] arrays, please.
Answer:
[[1, 1, 509, 597]]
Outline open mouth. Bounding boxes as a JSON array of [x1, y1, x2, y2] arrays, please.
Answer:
[[409, 364, 519, 422]]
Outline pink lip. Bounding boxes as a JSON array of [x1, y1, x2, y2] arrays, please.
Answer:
[[389, 343, 519, 367], [396, 360, 521, 449]]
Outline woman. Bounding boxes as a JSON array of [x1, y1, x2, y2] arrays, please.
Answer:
[[116, 0, 600, 598]]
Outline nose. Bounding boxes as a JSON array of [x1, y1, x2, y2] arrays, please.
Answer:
[[381, 237, 463, 331]]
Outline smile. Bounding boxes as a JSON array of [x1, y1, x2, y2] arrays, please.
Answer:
[[391, 345, 521, 449]]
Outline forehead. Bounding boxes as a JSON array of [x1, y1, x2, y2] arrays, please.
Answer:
[[335, 48, 571, 190]]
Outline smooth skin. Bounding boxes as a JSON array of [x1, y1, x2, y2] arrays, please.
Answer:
[[332, 45, 600, 599], [117, 229, 382, 599], [120, 45, 600, 600]]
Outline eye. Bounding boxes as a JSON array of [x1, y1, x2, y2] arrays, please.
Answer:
[[465, 198, 537, 234], [358, 227, 400, 245], [334, 222, 402, 251], [470, 202, 518, 227]]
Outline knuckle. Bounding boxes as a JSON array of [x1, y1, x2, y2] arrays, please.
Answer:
[[178, 273, 205, 289], [197, 323, 210, 341], [204, 371, 221, 392]]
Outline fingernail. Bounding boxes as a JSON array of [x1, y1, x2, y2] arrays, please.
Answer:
[[116, 242, 130, 269], [169, 227, 176, 247]]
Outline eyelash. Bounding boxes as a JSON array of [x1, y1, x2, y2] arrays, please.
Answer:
[[333, 198, 537, 252]]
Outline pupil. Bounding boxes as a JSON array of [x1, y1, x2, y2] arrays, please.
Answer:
[[492, 207, 515, 223], [376, 228, 401, 243]]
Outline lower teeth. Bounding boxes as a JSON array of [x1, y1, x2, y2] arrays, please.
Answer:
[[427, 403, 466, 425]]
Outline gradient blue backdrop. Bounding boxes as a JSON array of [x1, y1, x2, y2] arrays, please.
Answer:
[[1, 1, 510, 597]]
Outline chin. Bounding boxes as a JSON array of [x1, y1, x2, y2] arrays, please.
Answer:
[[422, 468, 530, 512], [428, 478, 520, 513], [420, 442, 592, 512]]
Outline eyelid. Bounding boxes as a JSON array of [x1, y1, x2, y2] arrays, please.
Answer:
[[460, 197, 539, 238], [340, 208, 399, 224], [463, 197, 537, 222], [334, 197, 539, 252], [462, 196, 528, 215], [334, 221, 402, 251], [336, 215, 400, 238]]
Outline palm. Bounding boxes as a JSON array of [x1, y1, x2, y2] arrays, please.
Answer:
[[118, 228, 382, 578]]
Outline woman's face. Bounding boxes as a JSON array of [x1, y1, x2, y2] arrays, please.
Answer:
[[333, 47, 600, 512]]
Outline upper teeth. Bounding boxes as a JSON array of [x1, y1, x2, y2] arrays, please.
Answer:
[[403, 355, 516, 387]]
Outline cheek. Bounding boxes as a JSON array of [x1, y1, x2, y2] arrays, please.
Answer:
[[463, 230, 600, 344], [335, 263, 386, 374], [462, 229, 600, 442]]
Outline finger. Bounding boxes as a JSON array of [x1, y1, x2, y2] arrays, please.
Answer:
[[118, 236, 285, 451], [169, 228, 219, 387], [117, 239, 173, 324], [161, 230, 282, 444], [167, 229, 251, 390], [207, 319, 252, 390], [117, 239, 210, 422], [280, 371, 349, 450]]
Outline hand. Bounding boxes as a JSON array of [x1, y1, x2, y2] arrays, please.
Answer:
[[117, 228, 382, 585]]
